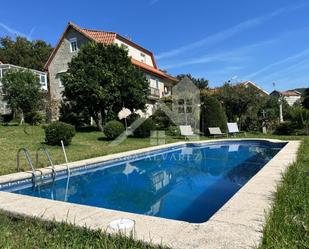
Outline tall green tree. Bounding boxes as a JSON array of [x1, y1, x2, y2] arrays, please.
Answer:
[[2, 69, 44, 123], [62, 43, 149, 131], [215, 83, 262, 128], [200, 94, 227, 135], [302, 88, 309, 109], [177, 74, 209, 89], [0, 36, 52, 70]]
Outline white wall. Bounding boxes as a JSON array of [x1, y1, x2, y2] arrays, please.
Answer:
[[146, 73, 172, 98], [114, 39, 154, 67], [284, 96, 301, 106]]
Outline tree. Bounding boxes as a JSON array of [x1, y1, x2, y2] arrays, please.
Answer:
[[61, 43, 149, 131], [200, 94, 227, 135], [0, 36, 52, 71], [215, 83, 262, 129], [302, 88, 309, 110], [177, 74, 209, 89], [2, 69, 44, 123]]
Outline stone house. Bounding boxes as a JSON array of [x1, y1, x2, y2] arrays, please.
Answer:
[[44, 22, 178, 120]]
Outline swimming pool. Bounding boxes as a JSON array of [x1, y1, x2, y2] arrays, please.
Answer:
[[1, 140, 285, 223]]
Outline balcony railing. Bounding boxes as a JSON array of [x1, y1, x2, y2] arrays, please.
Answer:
[[149, 87, 160, 98]]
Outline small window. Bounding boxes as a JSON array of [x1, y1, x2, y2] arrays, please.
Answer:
[[141, 53, 146, 63], [155, 79, 159, 89], [57, 73, 65, 88], [70, 38, 78, 52], [40, 75, 46, 84], [121, 43, 129, 50], [59, 77, 63, 87]]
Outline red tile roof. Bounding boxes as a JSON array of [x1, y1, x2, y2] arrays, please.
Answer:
[[45, 22, 177, 82], [131, 58, 178, 82], [79, 29, 117, 44], [280, 90, 301, 97]]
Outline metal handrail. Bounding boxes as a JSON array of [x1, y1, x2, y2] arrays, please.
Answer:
[[61, 140, 71, 176], [16, 148, 36, 180], [35, 146, 56, 178]]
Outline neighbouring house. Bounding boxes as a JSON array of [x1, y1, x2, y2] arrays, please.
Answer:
[[240, 81, 269, 96], [0, 63, 47, 115], [44, 22, 178, 121], [270, 90, 302, 106], [208, 80, 269, 96]]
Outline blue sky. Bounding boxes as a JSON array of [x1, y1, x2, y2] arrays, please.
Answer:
[[1, 0, 309, 92]]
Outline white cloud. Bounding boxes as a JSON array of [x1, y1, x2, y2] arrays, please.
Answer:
[[150, 0, 160, 5], [156, 3, 308, 60], [0, 22, 34, 40], [246, 48, 309, 79], [161, 39, 274, 70]]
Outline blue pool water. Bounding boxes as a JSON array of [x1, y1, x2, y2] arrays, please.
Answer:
[[3, 141, 285, 223]]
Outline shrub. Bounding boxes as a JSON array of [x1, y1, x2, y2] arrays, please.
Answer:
[[0, 113, 13, 124], [132, 118, 156, 138], [104, 120, 125, 140], [45, 121, 76, 146], [151, 109, 173, 130], [274, 122, 294, 135], [167, 125, 181, 137], [24, 111, 44, 125], [200, 96, 228, 135], [126, 113, 141, 126], [59, 103, 91, 128]]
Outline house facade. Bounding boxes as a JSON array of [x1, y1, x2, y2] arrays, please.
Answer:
[[240, 81, 269, 96], [0, 63, 47, 114], [208, 80, 269, 96], [44, 22, 178, 120], [270, 90, 301, 106]]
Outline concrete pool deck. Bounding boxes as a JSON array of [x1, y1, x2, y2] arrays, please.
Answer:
[[0, 139, 301, 249]]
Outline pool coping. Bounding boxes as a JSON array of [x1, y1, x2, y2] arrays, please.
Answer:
[[0, 138, 301, 249]]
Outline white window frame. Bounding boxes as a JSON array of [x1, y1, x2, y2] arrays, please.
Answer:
[[141, 53, 146, 63], [70, 38, 78, 53], [155, 79, 159, 89], [39, 74, 47, 89]]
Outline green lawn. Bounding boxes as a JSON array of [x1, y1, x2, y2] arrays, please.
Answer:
[[0, 212, 167, 249], [0, 125, 185, 175], [0, 125, 308, 248], [258, 136, 309, 249]]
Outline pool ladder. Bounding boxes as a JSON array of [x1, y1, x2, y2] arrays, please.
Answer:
[[17, 146, 56, 187]]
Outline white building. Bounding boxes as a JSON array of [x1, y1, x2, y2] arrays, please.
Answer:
[[44, 22, 178, 120], [0, 62, 47, 114], [270, 90, 302, 106]]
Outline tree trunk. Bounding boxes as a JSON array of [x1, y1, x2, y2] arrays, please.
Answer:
[[93, 112, 104, 131], [20, 112, 24, 125]]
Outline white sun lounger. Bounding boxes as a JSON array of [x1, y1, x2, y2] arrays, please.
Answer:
[[227, 122, 246, 136], [179, 125, 199, 140], [208, 127, 226, 138]]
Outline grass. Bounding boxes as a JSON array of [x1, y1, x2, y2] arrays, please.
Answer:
[[0, 212, 167, 249], [0, 125, 308, 248], [258, 137, 309, 249], [0, 124, 185, 175]]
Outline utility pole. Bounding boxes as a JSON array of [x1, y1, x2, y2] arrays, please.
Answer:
[[279, 96, 284, 123]]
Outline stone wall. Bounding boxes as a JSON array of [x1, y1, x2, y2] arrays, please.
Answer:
[[47, 28, 90, 120]]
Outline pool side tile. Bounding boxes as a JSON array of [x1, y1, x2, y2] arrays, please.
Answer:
[[209, 192, 271, 230], [175, 220, 262, 249]]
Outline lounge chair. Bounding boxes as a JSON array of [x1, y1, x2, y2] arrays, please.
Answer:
[[179, 125, 199, 140], [227, 123, 246, 136], [208, 127, 226, 138]]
